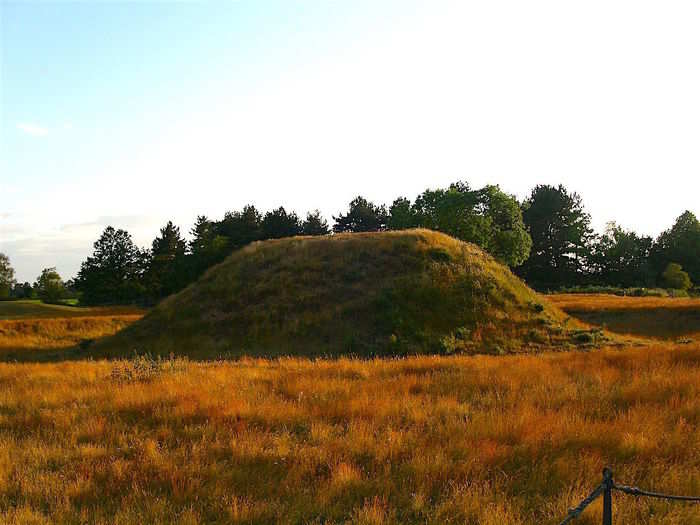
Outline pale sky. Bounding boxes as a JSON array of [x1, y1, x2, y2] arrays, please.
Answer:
[[1, 1, 699, 282]]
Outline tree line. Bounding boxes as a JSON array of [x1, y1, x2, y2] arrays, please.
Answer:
[[1, 182, 697, 305], [0, 258, 78, 303]]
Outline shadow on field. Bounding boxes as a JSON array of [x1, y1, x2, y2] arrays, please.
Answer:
[[0, 313, 144, 363], [562, 306, 700, 340], [0, 342, 102, 363]]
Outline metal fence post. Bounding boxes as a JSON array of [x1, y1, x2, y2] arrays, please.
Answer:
[[602, 468, 613, 525]]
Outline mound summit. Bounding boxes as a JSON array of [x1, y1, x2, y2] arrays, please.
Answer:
[[98, 229, 578, 359]]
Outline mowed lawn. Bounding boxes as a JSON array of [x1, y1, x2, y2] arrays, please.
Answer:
[[0, 295, 699, 524]]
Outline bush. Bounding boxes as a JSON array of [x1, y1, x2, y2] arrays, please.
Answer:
[[110, 353, 186, 383], [571, 329, 605, 345], [661, 263, 692, 291], [428, 248, 451, 263], [528, 301, 545, 313]]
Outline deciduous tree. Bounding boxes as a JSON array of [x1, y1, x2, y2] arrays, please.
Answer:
[[408, 182, 531, 266], [0, 253, 15, 299], [35, 267, 66, 303]]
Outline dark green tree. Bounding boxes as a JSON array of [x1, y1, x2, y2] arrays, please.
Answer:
[[261, 207, 302, 239], [146, 221, 188, 300], [189, 215, 229, 275], [592, 222, 653, 287], [387, 197, 418, 230], [333, 196, 388, 233], [218, 205, 262, 250], [35, 267, 66, 303], [152, 221, 187, 259], [651, 211, 700, 285], [63, 279, 79, 300], [76, 227, 149, 305], [519, 184, 594, 289], [189, 215, 216, 257], [301, 210, 330, 236], [0, 253, 15, 299], [12, 281, 34, 299]]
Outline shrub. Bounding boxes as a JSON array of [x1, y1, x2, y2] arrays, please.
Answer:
[[572, 331, 594, 344], [661, 263, 692, 291], [571, 329, 605, 345], [110, 352, 186, 383], [528, 301, 545, 313], [428, 248, 451, 263]]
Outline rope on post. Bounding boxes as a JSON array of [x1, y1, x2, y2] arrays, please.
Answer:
[[613, 482, 700, 502], [557, 466, 700, 524]]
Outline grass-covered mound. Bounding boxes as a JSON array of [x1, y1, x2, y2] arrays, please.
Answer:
[[97, 229, 581, 359]]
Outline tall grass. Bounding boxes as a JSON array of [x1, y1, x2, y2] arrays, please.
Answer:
[[1, 344, 699, 524], [549, 294, 700, 340], [0, 315, 142, 359], [0, 300, 144, 320]]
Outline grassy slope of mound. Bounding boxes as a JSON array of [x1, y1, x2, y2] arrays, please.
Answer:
[[97, 229, 585, 359]]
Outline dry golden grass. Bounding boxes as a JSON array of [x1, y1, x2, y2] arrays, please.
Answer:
[[1, 345, 699, 524], [0, 300, 145, 360], [547, 294, 700, 312], [549, 294, 700, 341], [0, 300, 144, 320], [2, 291, 700, 523], [0, 315, 143, 359]]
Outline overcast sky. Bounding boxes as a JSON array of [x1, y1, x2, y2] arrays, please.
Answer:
[[1, 1, 699, 282]]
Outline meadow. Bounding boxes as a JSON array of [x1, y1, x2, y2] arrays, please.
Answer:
[[549, 294, 700, 340], [0, 301, 144, 361], [0, 300, 143, 320], [0, 295, 699, 524]]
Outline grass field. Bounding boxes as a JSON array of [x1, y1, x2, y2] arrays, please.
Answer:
[[549, 294, 700, 341], [0, 301, 144, 361], [0, 300, 143, 320], [0, 294, 699, 524]]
